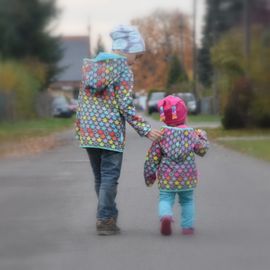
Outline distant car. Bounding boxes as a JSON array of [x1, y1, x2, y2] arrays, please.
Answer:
[[133, 94, 147, 111], [69, 98, 78, 112], [52, 96, 73, 118], [138, 95, 147, 111], [175, 92, 198, 114], [146, 91, 166, 114]]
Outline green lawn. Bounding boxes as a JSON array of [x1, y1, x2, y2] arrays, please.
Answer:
[[205, 127, 270, 162], [219, 139, 270, 162], [0, 117, 75, 143], [204, 127, 270, 140]]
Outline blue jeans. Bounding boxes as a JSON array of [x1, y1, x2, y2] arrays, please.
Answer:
[[159, 190, 195, 229], [86, 148, 123, 221]]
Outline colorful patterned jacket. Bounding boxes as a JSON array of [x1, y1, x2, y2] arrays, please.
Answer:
[[76, 53, 151, 152], [144, 126, 209, 191]]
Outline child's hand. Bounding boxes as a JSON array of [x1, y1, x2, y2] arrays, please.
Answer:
[[146, 129, 162, 141], [145, 175, 156, 187], [145, 180, 154, 187], [194, 128, 202, 136], [194, 128, 207, 139]]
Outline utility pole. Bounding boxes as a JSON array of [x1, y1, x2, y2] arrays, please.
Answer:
[[192, 0, 198, 99], [212, 0, 219, 114], [87, 21, 92, 57], [243, 0, 251, 66]]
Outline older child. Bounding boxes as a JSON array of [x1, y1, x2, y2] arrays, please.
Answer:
[[76, 25, 161, 235], [144, 95, 209, 236]]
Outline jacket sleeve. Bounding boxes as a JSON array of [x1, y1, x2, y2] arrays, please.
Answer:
[[115, 70, 151, 136], [144, 141, 162, 187], [193, 129, 209, 157]]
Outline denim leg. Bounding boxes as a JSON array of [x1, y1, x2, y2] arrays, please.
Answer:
[[159, 191, 175, 219], [98, 150, 123, 220], [86, 148, 102, 196], [178, 190, 195, 228]]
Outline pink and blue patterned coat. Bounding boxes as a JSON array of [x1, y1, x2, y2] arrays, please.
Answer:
[[144, 126, 209, 191], [76, 53, 151, 152]]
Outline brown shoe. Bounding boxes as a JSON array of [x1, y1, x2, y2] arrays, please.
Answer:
[[96, 218, 120, 235]]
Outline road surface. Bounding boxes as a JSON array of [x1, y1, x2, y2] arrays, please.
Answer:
[[0, 116, 270, 270]]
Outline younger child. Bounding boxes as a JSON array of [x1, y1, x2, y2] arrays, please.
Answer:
[[144, 95, 209, 236]]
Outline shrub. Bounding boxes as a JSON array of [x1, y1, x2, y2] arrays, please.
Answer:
[[212, 26, 270, 128], [251, 97, 270, 128], [222, 77, 253, 129], [0, 60, 46, 120]]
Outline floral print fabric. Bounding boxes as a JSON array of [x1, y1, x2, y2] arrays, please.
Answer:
[[76, 54, 151, 152], [144, 126, 209, 191]]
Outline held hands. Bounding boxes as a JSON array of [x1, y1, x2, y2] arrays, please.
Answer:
[[194, 128, 207, 140], [194, 128, 203, 138], [146, 129, 163, 141]]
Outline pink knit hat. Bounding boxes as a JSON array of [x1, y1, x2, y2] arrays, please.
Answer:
[[157, 95, 187, 126]]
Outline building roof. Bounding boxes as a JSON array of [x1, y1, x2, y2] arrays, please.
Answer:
[[57, 36, 90, 82]]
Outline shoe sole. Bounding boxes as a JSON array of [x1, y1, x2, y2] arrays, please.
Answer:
[[161, 219, 172, 236], [97, 230, 120, 236], [182, 229, 194, 235]]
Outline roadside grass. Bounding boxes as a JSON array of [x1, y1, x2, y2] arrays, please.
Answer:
[[204, 127, 270, 162], [218, 139, 270, 162], [0, 117, 75, 143], [204, 127, 270, 140]]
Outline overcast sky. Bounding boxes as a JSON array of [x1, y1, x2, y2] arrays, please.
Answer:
[[53, 0, 206, 52]]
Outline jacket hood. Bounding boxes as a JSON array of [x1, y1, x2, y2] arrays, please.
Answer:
[[161, 127, 195, 163], [81, 52, 128, 93]]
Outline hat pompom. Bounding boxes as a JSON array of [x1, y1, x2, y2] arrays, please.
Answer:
[[159, 106, 165, 121], [172, 105, 177, 120]]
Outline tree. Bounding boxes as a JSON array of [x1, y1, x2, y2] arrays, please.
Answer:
[[0, 0, 62, 85], [197, 0, 244, 87], [212, 26, 270, 128], [131, 9, 193, 91], [94, 35, 106, 56], [167, 55, 187, 89]]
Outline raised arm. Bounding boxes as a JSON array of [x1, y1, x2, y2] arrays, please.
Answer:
[[193, 129, 209, 157]]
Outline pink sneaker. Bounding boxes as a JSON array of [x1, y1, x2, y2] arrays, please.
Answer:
[[160, 216, 172, 236], [182, 228, 194, 235]]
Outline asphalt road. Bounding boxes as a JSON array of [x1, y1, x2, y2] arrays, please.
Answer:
[[1, 117, 270, 270]]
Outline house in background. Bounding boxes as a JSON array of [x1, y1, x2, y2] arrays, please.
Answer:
[[36, 35, 91, 118], [49, 35, 91, 99]]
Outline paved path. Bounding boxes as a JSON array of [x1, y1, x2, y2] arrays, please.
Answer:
[[0, 117, 270, 270]]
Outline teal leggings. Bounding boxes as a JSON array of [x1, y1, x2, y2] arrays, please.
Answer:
[[159, 190, 195, 229]]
